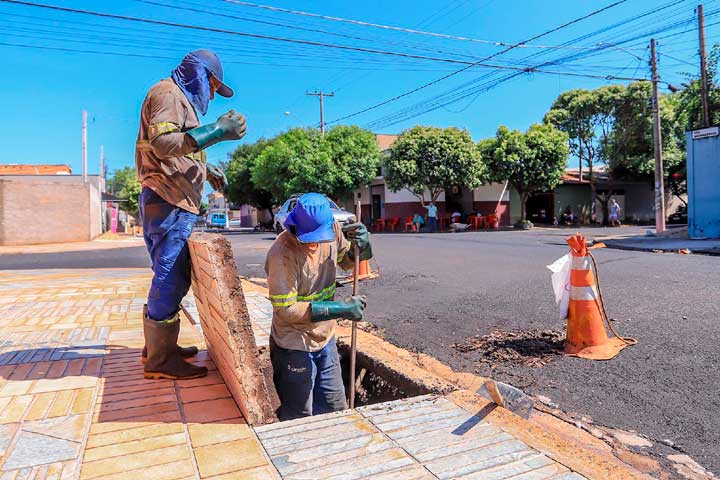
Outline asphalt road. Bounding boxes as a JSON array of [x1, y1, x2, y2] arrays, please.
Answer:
[[2, 227, 718, 474]]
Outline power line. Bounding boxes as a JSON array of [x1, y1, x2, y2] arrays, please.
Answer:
[[221, 0, 626, 51], [0, 0, 529, 64], [357, 0, 699, 129], [325, 0, 629, 126]]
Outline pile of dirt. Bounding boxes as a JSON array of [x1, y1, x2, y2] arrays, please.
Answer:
[[451, 329, 566, 368]]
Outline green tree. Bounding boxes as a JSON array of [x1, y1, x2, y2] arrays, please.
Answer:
[[481, 124, 569, 224], [226, 139, 277, 221], [252, 126, 380, 202], [108, 166, 141, 217], [384, 126, 485, 206]]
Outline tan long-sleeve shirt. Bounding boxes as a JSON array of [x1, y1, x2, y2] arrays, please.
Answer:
[[135, 78, 206, 214], [265, 222, 354, 352]]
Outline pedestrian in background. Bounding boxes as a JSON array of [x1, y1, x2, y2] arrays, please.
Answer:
[[425, 201, 438, 232], [609, 199, 621, 227], [412, 213, 425, 232]]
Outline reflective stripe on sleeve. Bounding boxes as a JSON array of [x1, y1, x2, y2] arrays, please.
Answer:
[[270, 299, 297, 307], [148, 121, 180, 140], [297, 284, 336, 301]]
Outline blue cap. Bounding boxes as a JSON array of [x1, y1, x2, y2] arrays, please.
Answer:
[[189, 49, 233, 98], [285, 193, 335, 243]]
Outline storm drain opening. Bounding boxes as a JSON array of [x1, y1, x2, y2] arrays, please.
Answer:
[[337, 342, 444, 408]]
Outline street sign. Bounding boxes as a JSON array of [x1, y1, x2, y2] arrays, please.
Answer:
[[691, 126, 719, 139]]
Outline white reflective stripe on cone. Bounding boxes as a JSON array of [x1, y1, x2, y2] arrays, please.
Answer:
[[570, 285, 598, 301], [571, 256, 592, 271]]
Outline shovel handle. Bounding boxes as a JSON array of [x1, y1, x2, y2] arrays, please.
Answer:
[[349, 201, 361, 409]]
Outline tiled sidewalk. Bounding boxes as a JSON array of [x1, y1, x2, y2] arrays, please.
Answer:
[[0, 269, 277, 480], [0, 269, 636, 480]]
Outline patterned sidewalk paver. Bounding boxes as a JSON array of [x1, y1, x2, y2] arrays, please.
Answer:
[[0, 269, 278, 480], [0, 268, 627, 480]]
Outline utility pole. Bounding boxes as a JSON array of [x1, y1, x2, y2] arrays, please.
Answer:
[[650, 39, 666, 233], [82, 110, 88, 183], [698, 4, 711, 127], [99, 144, 105, 192], [306, 91, 334, 134]]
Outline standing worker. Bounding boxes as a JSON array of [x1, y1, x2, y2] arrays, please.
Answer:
[[266, 193, 373, 420], [136, 49, 247, 380]]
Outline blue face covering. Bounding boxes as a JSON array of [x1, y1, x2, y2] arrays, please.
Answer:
[[171, 53, 211, 116]]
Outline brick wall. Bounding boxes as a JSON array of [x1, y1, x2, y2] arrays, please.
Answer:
[[187, 233, 277, 425], [0, 179, 101, 246]]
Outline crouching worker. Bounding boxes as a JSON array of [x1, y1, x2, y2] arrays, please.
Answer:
[[265, 193, 373, 420]]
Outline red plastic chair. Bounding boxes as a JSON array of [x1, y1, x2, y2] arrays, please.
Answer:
[[373, 218, 386, 232], [404, 216, 417, 232], [486, 213, 499, 229], [385, 217, 399, 232]]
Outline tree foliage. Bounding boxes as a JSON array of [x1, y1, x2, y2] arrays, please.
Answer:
[[384, 126, 485, 205], [108, 166, 141, 217], [251, 126, 380, 202], [226, 139, 277, 219], [481, 124, 569, 222]]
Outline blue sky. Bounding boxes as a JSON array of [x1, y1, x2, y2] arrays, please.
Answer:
[[0, 0, 714, 177]]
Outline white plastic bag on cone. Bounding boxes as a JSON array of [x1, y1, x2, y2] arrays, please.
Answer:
[[547, 253, 571, 319]]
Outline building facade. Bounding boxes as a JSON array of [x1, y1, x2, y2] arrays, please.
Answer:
[[0, 166, 104, 245]]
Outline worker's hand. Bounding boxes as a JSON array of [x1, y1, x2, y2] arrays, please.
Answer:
[[341, 295, 367, 321], [342, 222, 369, 250], [206, 162, 227, 192], [343, 222, 373, 261], [309, 295, 367, 322], [216, 110, 247, 141]]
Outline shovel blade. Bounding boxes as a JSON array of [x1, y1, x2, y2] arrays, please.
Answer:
[[477, 379, 534, 419]]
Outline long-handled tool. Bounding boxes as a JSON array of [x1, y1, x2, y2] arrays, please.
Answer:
[[349, 201, 361, 409]]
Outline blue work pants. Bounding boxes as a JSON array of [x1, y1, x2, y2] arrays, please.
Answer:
[[428, 217, 438, 232], [270, 336, 347, 421], [139, 188, 196, 321]]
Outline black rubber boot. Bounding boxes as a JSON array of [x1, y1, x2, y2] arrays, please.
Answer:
[[141, 305, 199, 363], [143, 313, 207, 380]]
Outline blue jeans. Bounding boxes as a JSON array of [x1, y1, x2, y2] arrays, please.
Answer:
[[139, 188, 196, 321], [428, 217, 438, 232], [270, 336, 347, 421]]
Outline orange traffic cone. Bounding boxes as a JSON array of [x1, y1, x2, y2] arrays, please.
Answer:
[[354, 259, 372, 280], [565, 233, 636, 360]]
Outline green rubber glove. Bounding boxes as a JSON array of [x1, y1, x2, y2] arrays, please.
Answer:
[[342, 222, 373, 261], [186, 110, 247, 151], [311, 296, 367, 322], [206, 163, 227, 192]]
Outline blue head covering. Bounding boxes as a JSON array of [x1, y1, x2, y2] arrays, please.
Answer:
[[171, 49, 234, 116], [285, 193, 336, 243]]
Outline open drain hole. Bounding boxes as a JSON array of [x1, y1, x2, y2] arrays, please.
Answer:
[[257, 340, 447, 424]]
